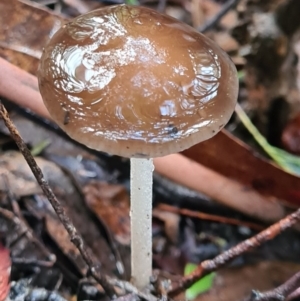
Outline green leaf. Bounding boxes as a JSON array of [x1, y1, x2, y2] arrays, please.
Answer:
[[125, 0, 139, 5], [184, 263, 215, 300], [235, 103, 300, 176], [31, 139, 51, 156], [238, 70, 245, 81]]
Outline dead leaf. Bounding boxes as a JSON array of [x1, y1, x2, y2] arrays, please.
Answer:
[[0, 0, 64, 73], [212, 32, 239, 53], [153, 209, 180, 244], [0, 151, 75, 197], [182, 130, 300, 206], [0, 0, 65, 75], [83, 181, 131, 246], [45, 213, 88, 275], [155, 154, 285, 223]]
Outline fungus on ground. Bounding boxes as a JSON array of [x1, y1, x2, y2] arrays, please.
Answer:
[[38, 4, 238, 290]]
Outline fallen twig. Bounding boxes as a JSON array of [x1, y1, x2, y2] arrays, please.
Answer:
[[168, 207, 300, 297], [157, 203, 264, 231], [244, 270, 300, 301], [199, 0, 241, 33], [0, 101, 116, 299], [11, 257, 56, 268], [287, 287, 300, 301]]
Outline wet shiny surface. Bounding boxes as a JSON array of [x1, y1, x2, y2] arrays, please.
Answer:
[[38, 5, 238, 158]]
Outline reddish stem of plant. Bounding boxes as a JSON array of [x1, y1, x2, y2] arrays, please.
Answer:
[[0, 243, 11, 301], [157, 204, 264, 231]]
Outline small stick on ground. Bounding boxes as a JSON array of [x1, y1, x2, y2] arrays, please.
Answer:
[[244, 270, 300, 301], [0, 101, 116, 299], [287, 287, 300, 301], [12, 257, 56, 268], [157, 204, 264, 231], [168, 207, 300, 297], [198, 0, 241, 33]]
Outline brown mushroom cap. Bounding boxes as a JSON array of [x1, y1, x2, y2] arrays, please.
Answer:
[[38, 4, 238, 158]]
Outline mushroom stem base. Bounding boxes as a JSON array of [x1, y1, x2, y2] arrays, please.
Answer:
[[130, 158, 154, 290]]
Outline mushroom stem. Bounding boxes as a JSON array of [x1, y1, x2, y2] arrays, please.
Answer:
[[130, 158, 154, 290]]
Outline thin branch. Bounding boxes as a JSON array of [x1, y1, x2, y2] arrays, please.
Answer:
[[198, 0, 241, 33], [0, 101, 116, 299], [12, 257, 56, 268], [157, 204, 264, 231], [168, 207, 300, 297], [287, 287, 300, 301], [245, 270, 300, 301]]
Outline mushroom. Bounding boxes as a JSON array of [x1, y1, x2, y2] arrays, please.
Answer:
[[38, 4, 238, 290]]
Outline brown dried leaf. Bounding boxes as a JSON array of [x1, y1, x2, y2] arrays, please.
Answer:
[[212, 32, 239, 53], [83, 182, 131, 246], [0, 151, 75, 197], [24, 182, 116, 276], [0, 0, 64, 58], [45, 213, 88, 275], [152, 209, 180, 244], [0, 48, 38, 75], [182, 131, 300, 206], [0, 0, 65, 73]]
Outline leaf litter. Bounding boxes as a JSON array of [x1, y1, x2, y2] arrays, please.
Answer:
[[1, 0, 300, 301]]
